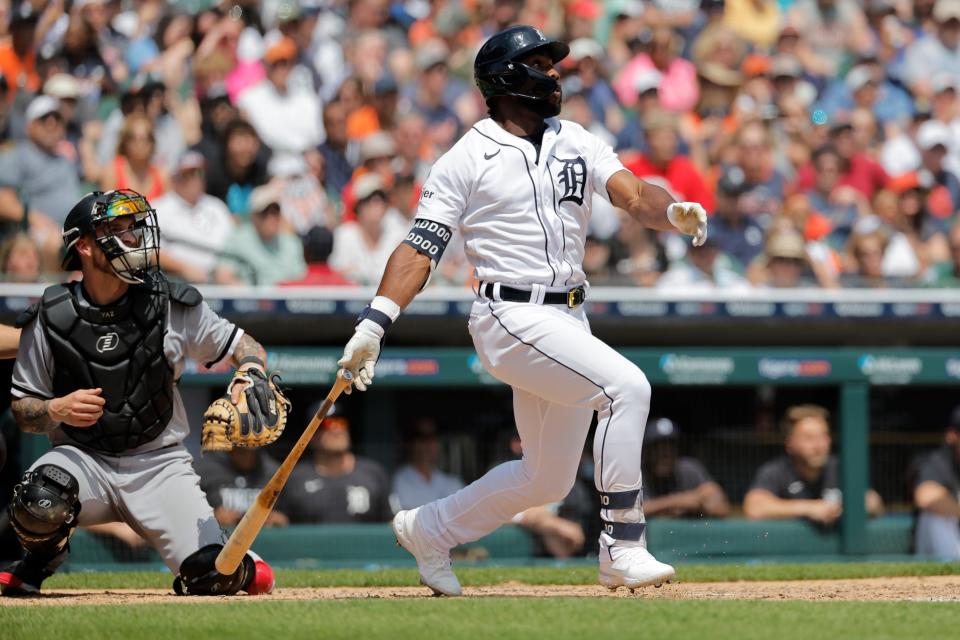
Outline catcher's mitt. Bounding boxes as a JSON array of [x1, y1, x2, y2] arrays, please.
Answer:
[[202, 368, 291, 452]]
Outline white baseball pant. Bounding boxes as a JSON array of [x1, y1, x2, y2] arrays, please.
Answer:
[[416, 298, 650, 551]]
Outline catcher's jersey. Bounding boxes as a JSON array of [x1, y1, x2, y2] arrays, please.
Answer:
[[12, 294, 242, 455], [415, 117, 626, 287]]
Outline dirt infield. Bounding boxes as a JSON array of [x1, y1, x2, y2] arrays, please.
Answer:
[[2, 575, 958, 606]]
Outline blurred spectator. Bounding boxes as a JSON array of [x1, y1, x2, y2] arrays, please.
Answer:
[[802, 144, 865, 246], [744, 404, 884, 526], [641, 417, 729, 519], [623, 108, 715, 211], [0, 8, 39, 100], [196, 449, 289, 529], [794, 120, 889, 200], [565, 37, 622, 135], [284, 405, 393, 524], [903, 1, 960, 101], [724, 0, 781, 48], [0, 230, 39, 282], [912, 120, 960, 211], [318, 101, 357, 197], [330, 173, 406, 285], [0, 95, 79, 270], [711, 166, 765, 270], [279, 225, 352, 287], [786, 0, 873, 78], [268, 153, 331, 235], [871, 189, 926, 280], [203, 119, 271, 216], [614, 26, 699, 112], [888, 172, 952, 264], [154, 151, 236, 285], [749, 225, 837, 288], [657, 237, 750, 290], [913, 406, 960, 560], [43, 73, 83, 168], [611, 213, 667, 286], [928, 220, 960, 284], [237, 34, 323, 164], [99, 113, 168, 199], [393, 418, 464, 510], [842, 223, 892, 287], [218, 183, 306, 285], [815, 59, 915, 128]]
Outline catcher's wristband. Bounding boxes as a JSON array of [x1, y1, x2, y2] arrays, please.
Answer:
[[356, 296, 401, 339], [237, 356, 265, 372]]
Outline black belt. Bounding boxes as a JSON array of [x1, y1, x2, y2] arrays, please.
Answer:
[[479, 282, 586, 308]]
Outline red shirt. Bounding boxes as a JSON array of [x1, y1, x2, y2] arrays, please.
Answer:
[[279, 264, 354, 287], [623, 155, 716, 213], [793, 153, 889, 198]]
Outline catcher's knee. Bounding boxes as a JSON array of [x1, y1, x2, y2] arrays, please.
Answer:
[[173, 544, 255, 596], [8, 464, 81, 554]]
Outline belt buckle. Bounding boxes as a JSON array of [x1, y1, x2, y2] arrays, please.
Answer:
[[567, 286, 585, 308]]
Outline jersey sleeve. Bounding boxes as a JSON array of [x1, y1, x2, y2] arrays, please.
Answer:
[[589, 132, 627, 197], [175, 301, 244, 368], [748, 459, 787, 497], [11, 316, 55, 399], [916, 451, 960, 493], [412, 144, 474, 228], [676, 457, 714, 491]]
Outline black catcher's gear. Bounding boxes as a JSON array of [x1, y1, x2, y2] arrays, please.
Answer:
[[474, 25, 569, 108], [7, 465, 80, 555], [173, 544, 254, 596]]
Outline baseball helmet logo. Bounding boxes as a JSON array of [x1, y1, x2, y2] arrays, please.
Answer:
[[96, 332, 120, 353], [38, 498, 52, 508]]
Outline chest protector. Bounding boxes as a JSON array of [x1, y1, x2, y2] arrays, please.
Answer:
[[24, 280, 201, 454]]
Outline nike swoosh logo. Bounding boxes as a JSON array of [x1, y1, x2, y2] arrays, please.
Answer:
[[484, 150, 501, 160]]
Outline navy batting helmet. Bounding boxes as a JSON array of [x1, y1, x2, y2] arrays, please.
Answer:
[[474, 25, 569, 104]]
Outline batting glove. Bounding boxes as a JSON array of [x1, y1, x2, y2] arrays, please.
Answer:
[[667, 202, 709, 247], [337, 323, 382, 393]]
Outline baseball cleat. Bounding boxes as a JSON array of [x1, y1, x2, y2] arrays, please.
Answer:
[[392, 508, 462, 597], [598, 542, 676, 590], [244, 559, 275, 595], [0, 556, 55, 597]]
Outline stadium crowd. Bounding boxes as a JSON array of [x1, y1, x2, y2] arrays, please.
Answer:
[[0, 0, 959, 288]]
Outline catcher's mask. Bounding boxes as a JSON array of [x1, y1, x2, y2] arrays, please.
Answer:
[[62, 189, 160, 284]]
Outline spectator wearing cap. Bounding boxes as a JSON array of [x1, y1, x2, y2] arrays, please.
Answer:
[[814, 60, 914, 127], [566, 37, 621, 133], [408, 40, 462, 151], [888, 171, 952, 265], [656, 235, 750, 291], [0, 8, 40, 99], [218, 184, 306, 285], [99, 113, 168, 201], [203, 119, 272, 217], [613, 26, 698, 112], [267, 153, 331, 236], [392, 418, 465, 511], [786, 0, 873, 78], [752, 228, 824, 289], [641, 417, 729, 519], [801, 144, 863, 247], [723, 0, 781, 48], [913, 119, 960, 212], [710, 167, 765, 270], [272, 0, 325, 95], [153, 151, 237, 285], [912, 406, 960, 559], [43, 73, 84, 161], [745, 404, 883, 527], [330, 173, 407, 285], [623, 108, 715, 212], [613, 68, 664, 152], [928, 75, 960, 170], [279, 225, 352, 287], [196, 449, 290, 529], [0, 95, 79, 269], [904, 0, 960, 100], [284, 405, 394, 524], [318, 101, 357, 198], [237, 34, 324, 164]]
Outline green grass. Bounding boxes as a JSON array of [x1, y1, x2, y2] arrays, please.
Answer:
[[5, 599, 960, 640], [39, 560, 960, 590]]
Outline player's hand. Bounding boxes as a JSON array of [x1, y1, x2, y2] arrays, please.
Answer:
[[337, 326, 381, 393], [48, 388, 105, 427], [667, 202, 708, 247], [807, 500, 843, 525]]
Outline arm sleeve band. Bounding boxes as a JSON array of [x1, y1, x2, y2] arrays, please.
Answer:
[[402, 218, 454, 268]]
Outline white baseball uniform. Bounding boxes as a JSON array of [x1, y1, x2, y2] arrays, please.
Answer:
[[411, 116, 653, 550]]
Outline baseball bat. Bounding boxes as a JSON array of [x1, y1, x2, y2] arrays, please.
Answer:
[[215, 368, 354, 575]]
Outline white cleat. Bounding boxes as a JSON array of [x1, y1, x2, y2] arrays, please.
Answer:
[[598, 543, 676, 590], [392, 508, 462, 597]]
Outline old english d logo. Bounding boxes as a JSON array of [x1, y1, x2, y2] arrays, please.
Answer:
[[556, 156, 587, 206], [96, 332, 120, 353]]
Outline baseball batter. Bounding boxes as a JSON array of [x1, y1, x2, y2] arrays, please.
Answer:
[[338, 26, 708, 595], [1, 189, 274, 597]]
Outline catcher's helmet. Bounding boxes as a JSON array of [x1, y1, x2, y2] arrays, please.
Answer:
[[474, 25, 569, 104], [61, 189, 160, 284]]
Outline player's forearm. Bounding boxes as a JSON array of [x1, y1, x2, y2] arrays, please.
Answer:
[[230, 333, 267, 369], [376, 244, 433, 310], [11, 396, 58, 434], [915, 482, 960, 517], [699, 483, 731, 518], [743, 491, 819, 520], [626, 181, 678, 231], [643, 490, 702, 516]]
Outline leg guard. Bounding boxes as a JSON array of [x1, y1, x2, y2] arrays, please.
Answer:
[[8, 465, 80, 556], [173, 544, 255, 596]]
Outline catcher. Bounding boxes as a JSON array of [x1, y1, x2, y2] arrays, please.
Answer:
[[0, 189, 289, 597]]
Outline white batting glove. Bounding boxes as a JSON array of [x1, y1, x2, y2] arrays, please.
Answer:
[[337, 324, 381, 393], [667, 202, 709, 247]]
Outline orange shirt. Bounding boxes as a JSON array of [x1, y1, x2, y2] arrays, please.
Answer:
[[0, 45, 39, 98]]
